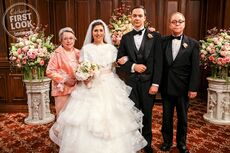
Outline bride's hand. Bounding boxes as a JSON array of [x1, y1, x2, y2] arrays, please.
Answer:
[[117, 56, 128, 65], [83, 76, 93, 85]]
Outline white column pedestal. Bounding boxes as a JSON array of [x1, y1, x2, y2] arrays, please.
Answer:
[[203, 77, 230, 125], [23, 78, 55, 125]]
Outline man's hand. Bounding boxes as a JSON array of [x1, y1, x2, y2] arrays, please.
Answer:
[[149, 85, 158, 95], [134, 64, 146, 73], [188, 91, 197, 99]]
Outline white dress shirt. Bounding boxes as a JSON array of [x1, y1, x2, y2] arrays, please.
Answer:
[[172, 37, 182, 60], [133, 28, 145, 50]]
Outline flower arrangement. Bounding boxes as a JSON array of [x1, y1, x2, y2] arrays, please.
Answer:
[[75, 62, 99, 81], [200, 27, 230, 79], [9, 26, 55, 80], [108, 3, 154, 47], [108, 4, 133, 46]]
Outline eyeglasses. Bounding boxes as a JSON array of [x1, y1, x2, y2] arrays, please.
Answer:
[[170, 20, 185, 25]]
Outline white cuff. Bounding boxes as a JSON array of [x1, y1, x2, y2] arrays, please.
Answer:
[[131, 64, 136, 73], [152, 83, 159, 87]]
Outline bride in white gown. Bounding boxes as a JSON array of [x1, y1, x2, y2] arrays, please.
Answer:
[[49, 19, 147, 153]]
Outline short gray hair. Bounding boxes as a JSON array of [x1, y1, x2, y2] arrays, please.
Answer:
[[58, 27, 76, 41], [169, 12, 185, 22]]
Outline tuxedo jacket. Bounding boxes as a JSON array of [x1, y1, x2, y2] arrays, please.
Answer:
[[161, 35, 200, 96], [117, 29, 162, 86]]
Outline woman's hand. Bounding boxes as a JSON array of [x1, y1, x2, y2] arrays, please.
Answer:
[[117, 56, 128, 65], [83, 76, 93, 88], [83, 76, 93, 85], [65, 78, 77, 87]]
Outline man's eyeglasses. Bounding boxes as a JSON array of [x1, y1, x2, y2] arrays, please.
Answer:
[[171, 20, 185, 25]]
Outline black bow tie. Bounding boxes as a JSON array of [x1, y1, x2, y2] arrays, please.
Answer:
[[171, 35, 182, 40], [133, 29, 144, 35]]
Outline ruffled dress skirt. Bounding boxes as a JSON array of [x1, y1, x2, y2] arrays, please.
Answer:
[[50, 72, 147, 153]]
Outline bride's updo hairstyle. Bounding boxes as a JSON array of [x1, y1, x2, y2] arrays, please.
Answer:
[[83, 19, 112, 46]]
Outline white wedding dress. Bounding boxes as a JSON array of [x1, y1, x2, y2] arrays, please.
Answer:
[[50, 43, 147, 153]]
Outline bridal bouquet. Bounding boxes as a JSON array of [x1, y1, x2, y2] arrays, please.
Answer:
[[75, 61, 99, 81]]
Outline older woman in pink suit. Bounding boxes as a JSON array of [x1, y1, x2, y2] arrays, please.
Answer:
[[46, 27, 80, 115]]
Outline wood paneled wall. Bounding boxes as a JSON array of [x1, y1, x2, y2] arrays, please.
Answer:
[[0, 0, 230, 112]]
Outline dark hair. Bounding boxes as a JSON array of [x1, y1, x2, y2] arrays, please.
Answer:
[[131, 5, 146, 16], [91, 21, 105, 43]]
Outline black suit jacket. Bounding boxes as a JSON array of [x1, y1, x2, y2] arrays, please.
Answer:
[[161, 35, 200, 96], [117, 29, 163, 86]]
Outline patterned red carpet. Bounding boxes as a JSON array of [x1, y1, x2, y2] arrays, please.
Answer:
[[0, 99, 230, 153]]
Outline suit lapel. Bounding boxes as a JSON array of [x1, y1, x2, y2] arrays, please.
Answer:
[[143, 30, 154, 59], [166, 40, 173, 65], [127, 32, 137, 62], [174, 35, 189, 61]]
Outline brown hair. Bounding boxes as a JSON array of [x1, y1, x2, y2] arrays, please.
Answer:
[[131, 5, 146, 16], [91, 21, 105, 43]]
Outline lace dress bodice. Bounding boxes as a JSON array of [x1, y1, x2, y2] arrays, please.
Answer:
[[80, 43, 117, 71]]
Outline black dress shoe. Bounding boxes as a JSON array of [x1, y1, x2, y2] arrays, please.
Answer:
[[160, 143, 171, 151], [177, 145, 189, 153]]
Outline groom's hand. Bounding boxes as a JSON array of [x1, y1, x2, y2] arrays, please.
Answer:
[[134, 64, 146, 73]]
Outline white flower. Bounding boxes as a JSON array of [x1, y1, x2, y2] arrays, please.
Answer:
[[147, 33, 153, 39], [183, 43, 188, 48], [75, 62, 99, 81]]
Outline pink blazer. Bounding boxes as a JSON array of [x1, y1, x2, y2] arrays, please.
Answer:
[[46, 45, 80, 96]]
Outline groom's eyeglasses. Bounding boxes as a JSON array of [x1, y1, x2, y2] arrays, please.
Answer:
[[171, 20, 185, 25]]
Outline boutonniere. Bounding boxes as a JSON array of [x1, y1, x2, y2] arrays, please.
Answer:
[[147, 27, 155, 39], [147, 33, 153, 38], [183, 42, 188, 48]]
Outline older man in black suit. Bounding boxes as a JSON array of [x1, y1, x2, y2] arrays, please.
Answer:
[[117, 5, 162, 153], [160, 12, 200, 153]]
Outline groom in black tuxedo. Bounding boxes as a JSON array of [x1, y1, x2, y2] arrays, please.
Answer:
[[160, 12, 200, 153], [117, 5, 162, 153]]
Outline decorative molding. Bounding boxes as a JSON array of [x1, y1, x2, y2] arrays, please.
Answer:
[[23, 78, 55, 125], [203, 77, 230, 125]]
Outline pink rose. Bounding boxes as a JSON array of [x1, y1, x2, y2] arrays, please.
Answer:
[[17, 48, 22, 54], [39, 59, 45, 66], [209, 49, 215, 54], [201, 54, 206, 59], [209, 56, 215, 61], [22, 59, 27, 64], [16, 58, 21, 63]]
